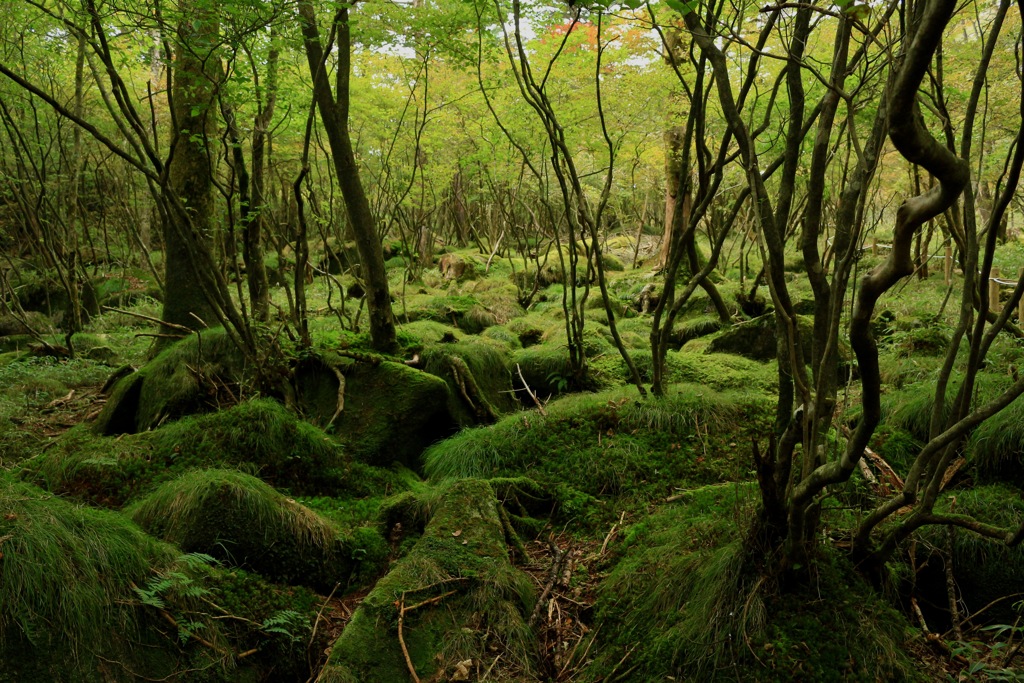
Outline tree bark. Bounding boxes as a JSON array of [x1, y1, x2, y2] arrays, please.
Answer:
[[163, 1, 220, 338], [297, 1, 397, 353]]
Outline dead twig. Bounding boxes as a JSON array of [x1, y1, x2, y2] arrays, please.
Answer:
[[481, 654, 502, 680], [605, 643, 638, 682], [516, 363, 547, 416], [600, 511, 625, 556], [306, 582, 341, 681], [528, 540, 566, 628], [102, 306, 195, 334], [398, 588, 461, 683], [485, 229, 505, 272]]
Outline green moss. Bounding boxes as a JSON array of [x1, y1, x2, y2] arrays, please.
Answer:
[[917, 485, 1024, 623], [672, 314, 724, 348], [600, 251, 625, 271], [871, 426, 922, 477], [94, 328, 248, 435], [968, 394, 1024, 486], [587, 487, 921, 682], [511, 343, 597, 396], [400, 292, 499, 333], [396, 320, 464, 349], [330, 358, 457, 467], [0, 474, 191, 680], [128, 469, 385, 590], [425, 385, 772, 525], [481, 324, 523, 349], [671, 350, 779, 392], [323, 480, 535, 682], [420, 337, 515, 425], [22, 399, 357, 505]]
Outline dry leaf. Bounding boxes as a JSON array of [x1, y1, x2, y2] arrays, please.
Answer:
[[450, 659, 473, 681], [452, 529, 462, 537]]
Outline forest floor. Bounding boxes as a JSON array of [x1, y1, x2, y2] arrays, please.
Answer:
[[3, 238, 1023, 681]]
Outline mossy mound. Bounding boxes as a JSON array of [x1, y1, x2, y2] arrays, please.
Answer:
[[425, 385, 772, 524], [916, 484, 1024, 625], [670, 314, 724, 348], [880, 372, 1009, 444], [319, 479, 535, 683], [420, 337, 516, 425], [325, 356, 458, 467], [23, 399, 362, 505], [705, 313, 813, 362], [396, 319, 464, 348], [0, 311, 54, 337], [129, 469, 386, 591], [967, 395, 1024, 486], [671, 349, 779, 392], [0, 470, 357, 682], [0, 474, 187, 682], [401, 292, 500, 334], [586, 484, 921, 682], [0, 474, 174, 655], [510, 341, 606, 398], [94, 328, 248, 435], [512, 261, 564, 292]]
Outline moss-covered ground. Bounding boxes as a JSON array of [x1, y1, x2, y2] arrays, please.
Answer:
[[3, 239, 1024, 681]]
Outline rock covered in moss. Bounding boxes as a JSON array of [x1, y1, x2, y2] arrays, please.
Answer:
[[420, 337, 515, 426], [129, 469, 386, 591], [706, 313, 813, 362], [325, 356, 458, 467], [93, 328, 247, 435], [320, 479, 535, 683], [26, 399, 351, 505]]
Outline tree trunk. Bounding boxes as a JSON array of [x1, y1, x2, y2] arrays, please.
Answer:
[[297, 2, 397, 354], [245, 31, 278, 323], [163, 2, 219, 338]]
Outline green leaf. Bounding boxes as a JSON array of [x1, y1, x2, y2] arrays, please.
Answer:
[[664, 0, 699, 15]]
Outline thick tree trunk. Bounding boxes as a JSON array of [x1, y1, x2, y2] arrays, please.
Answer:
[[163, 3, 219, 339]]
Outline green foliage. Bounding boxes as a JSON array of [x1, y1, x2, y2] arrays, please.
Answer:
[[590, 490, 921, 681], [424, 385, 771, 524], [323, 480, 534, 682], [0, 473, 175, 655], [22, 399, 350, 505]]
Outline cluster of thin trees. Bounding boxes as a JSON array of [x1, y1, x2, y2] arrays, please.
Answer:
[[2, 0, 1024, 575]]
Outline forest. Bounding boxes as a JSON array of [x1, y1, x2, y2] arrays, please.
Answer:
[[1, 0, 1024, 680]]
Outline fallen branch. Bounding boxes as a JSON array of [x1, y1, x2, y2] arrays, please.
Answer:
[[515, 363, 547, 416], [324, 365, 346, 430], [528, 540, 566, 628], [397, 588, 461, 683], [306, 582, 341, 681], [102, 306, 195, 334], [450, 356, 498, 422]]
